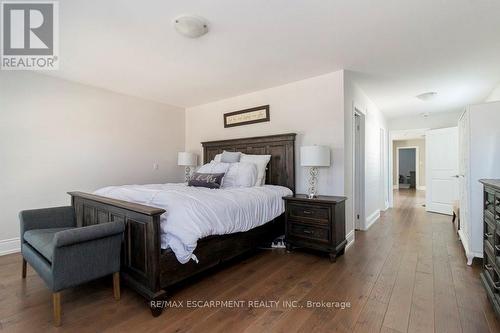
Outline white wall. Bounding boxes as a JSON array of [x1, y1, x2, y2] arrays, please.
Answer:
[[485, 83, 500, 102], [388, 111, 460, 130], [0, 72, 185, 254], [344, 71, 388, 236], [185, 71, 345, 197]]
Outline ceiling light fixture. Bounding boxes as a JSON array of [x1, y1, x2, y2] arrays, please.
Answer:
[[174, 15, 209, 38], [416, 92, 438, 101]]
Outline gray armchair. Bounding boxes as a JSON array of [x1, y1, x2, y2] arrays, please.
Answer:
[[19, 206, 125, 326]]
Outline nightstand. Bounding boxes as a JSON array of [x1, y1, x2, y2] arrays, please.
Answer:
[[283, 194, 347, 262]]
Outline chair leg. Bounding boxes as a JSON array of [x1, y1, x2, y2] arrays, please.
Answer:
[[22, 258, 27, 279], [113, 272, 120, 301], [52, 292, 61, 327]]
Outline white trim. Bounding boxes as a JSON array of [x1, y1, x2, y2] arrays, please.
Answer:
[[353, 106, 366, 231], [396, 146, 419, 190], [393, 185, 399, 190], [417, 186, 426, 191], [345, 230, 355, 250], [359, 210, 380, 231], [0, 238, 20, 256], [458, 229, 482, 265]]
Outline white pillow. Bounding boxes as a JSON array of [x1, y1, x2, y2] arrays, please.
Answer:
[[197, 161, 231, 174], [240, 154, 271, 186], [213, 153, 222, 162], [222, 162, 258, 188]]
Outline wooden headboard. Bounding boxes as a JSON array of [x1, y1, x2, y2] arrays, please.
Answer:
[[201, 133, 296, 193]]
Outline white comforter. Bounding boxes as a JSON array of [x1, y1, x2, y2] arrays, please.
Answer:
[[94, 183, 292, 264]]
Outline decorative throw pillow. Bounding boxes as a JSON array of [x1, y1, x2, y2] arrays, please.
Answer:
[[188, 172, 225, 189], [220, 151, 241, 163], [240, 154, 271, 186]]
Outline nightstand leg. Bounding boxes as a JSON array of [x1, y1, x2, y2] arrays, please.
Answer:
[[329, 253, 337, 263], [286, 243, 293, 252]]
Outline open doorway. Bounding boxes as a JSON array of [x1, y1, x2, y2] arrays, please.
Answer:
[[396, 147, 418, 190], [388, 129, 427, 207]]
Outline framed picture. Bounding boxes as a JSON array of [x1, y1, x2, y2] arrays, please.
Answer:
[[223, 105, 270, 128]]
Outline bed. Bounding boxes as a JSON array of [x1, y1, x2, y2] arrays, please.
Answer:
[[68, 133, 296, 316]]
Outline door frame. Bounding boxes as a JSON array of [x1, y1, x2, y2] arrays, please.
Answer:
[[395, 146, 419, 190], [353, 105, 365, 230], [388, 128, 429, 207]]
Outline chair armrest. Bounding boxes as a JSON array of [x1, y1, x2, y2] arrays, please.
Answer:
[[54, 221, 125, 248], [20, 206, 75, 240]]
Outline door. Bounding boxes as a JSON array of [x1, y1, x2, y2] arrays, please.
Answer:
[[425, 127, 459, 215]]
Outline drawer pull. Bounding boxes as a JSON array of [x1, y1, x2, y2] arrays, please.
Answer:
[[494, 282, 500, 291], [496, 214, 500, 220], [495, 245, 500, 252], [485, 264, 494, 270], [485, 233, 493, 238], [302, 229, 313, 234], [486, 201, 491, 206], [302, 210, 312, 215]]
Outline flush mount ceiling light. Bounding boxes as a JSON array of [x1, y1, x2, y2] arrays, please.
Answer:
[[416, 92, 438, 101], [174, 15, 209, 38]]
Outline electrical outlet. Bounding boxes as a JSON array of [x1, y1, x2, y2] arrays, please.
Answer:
[[153, 163, 159, 170]]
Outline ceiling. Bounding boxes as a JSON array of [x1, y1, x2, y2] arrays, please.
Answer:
[[48, 0, 500, 115]]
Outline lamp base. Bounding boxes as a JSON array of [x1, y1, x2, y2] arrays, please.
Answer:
[[307, 167, 319, 199], [184, 166, 192, 182]]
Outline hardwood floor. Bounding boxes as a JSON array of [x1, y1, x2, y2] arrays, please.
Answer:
[[1, 190, 499, 332]]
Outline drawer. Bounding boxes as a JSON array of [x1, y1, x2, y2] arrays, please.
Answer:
[[485, 190, 495, 214], [484, 249, 500, 293], [287, 203, 330, 224], [289, 222, 330, 242], [485, 240, 495, 258], [485, 218, 495, 247], [485, 209, 496, 225]]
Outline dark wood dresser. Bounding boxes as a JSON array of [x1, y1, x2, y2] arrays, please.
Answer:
[[283, 194, 347, 262], [479, 179, 500, 317]]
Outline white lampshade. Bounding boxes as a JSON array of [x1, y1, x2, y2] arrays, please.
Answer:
[[177, 152, 197, 166], [300, 145, 330, 167]]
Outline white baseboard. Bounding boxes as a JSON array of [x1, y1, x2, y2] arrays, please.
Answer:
[[345, 230, 355, 250], [392, 185, 399, 190], [457, 230, 482, 265], [0, 238, 20, 256], [417, 186, 426, 191], [358, 210, 380, 231]]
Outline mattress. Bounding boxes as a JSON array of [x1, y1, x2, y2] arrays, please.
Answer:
[[94, 183, 292, 264]]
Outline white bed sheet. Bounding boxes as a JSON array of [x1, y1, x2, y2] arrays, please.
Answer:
[[94, 183, 292, 264]]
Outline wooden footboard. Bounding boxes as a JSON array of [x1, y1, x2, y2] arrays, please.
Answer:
[[68, 192, 167, 308]]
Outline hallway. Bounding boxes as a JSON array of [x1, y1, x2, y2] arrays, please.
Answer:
[[1, 190, 499, 332], [374, 189, 498, 333]]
